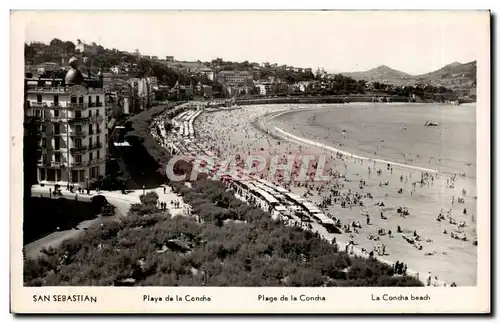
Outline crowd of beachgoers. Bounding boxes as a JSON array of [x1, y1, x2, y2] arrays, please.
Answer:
[[148, 101, 477, 287]]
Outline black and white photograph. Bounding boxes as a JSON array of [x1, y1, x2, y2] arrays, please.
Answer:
[[11, 9, 491, 314]]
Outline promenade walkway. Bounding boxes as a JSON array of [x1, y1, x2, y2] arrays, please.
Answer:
[[24, 185, 189, 260]]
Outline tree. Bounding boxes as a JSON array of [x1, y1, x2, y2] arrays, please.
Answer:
[[63, 41, 76, 53], [50, 38, 64, 49]]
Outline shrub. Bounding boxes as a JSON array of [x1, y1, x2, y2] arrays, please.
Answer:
[[140, 192, 159, 206], [129, 203, 159, 216]]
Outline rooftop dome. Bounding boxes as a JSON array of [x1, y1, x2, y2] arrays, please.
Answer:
[[65, 56, 84, 85], [65, 68, 84, 86]]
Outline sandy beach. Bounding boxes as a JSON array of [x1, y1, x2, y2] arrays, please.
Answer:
[[195, 103, 477, 286]]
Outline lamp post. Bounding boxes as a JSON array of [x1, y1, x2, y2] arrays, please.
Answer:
[[142, 185, 145, 196]]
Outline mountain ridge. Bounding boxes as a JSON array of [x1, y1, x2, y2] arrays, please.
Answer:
[[340, 61, 476, 96]]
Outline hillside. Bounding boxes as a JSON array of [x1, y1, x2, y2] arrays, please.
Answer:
[[341, 65, 413, 85], [415, 61, 477, 96], [341, 61, 477, 97]]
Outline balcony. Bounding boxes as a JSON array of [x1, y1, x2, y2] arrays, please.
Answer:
[[87, 158, 105, 166], [67, 103, 88, 110], [68, 117, 90, 124], [26, 87, 67, 94], [50, 161, 65, 168], [88, 102, 104, 108], [68, 129, 87, 137], [70, 146, 87, 154], [50, 116, 66, 123], [70, 161, 86, 168], [30, 102, 48, 108], [69, 158, 105, 168], [89, 116, 105, 123]]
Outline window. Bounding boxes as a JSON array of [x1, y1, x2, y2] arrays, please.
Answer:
[[96, 109, 100, 116], [79, 96, 84, 104], [37, 95, 42, 103], [75, 154, 82, 163], [35, 109, 41, 117], [75, 110, 82, 118], [42, 154, 46, 162], [88, 124, 93, 135], [54, 152, 61, 163], [88, 109, 92, 117], [40, 170, 46, 181], [97, 150, 100, 159], [105, 134, 108, 142], [53, 124, 60, 135], [54, 95, 59, 106], [96, 95, 100, 106], [74, 138, 82, 148], [88, 96, 93, 106], [89, 152, 93, 161], [54, 109, 59, 117], [54, 137, 60, 150], [89, 137, 93, 148], [71, 95, 77, 103], [75, 124, 82, 133]]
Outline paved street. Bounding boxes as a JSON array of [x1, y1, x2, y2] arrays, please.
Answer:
[[25, 185, 190, 259]]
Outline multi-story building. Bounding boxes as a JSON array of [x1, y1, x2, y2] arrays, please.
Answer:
[[254, 81, 273, 96], [217, 71, 254, 87], [129, 77, 155, 110], [24, 73, 108, 187], [75, 42, 98, 55], [199, 68, 215, 81]]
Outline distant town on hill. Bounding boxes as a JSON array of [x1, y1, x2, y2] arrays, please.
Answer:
[[24, 39, 476, 104]]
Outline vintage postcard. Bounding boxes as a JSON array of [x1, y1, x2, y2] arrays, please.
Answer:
[[10, 10, 490, 314]]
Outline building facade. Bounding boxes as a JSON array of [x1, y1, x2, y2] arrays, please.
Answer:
[[254, 81, 273, 96], [25, 77, 108, 187], [217, 71, 254, 86], [75, 43, 98, 55]]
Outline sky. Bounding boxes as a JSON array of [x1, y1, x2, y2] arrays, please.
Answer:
[[20, 10, 489, 75]]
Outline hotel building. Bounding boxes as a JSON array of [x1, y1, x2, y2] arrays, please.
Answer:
[[24, 73, 108, 187]]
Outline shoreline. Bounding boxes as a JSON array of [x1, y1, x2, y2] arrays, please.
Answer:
[[264, 103, 477, 179], [267, 109, 439, 174], [235, 96, 476, 107]]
